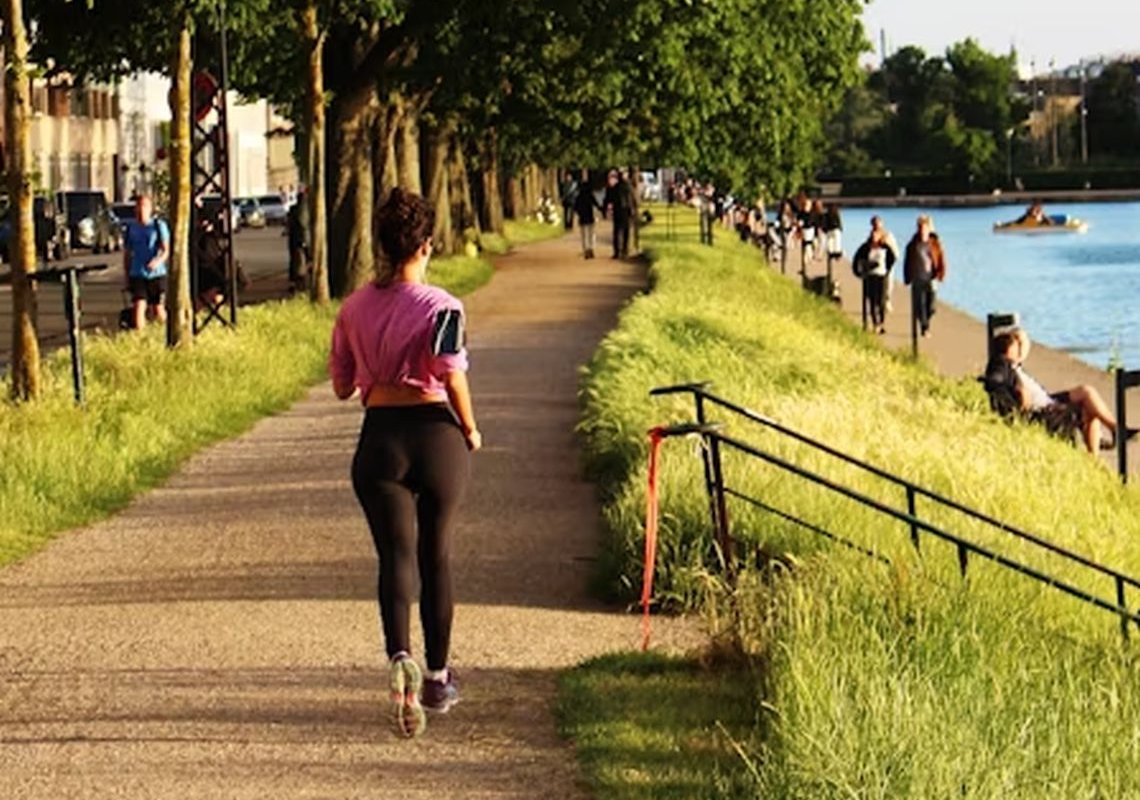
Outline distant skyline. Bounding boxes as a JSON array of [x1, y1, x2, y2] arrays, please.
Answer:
[[859, 0, 1140, 72]]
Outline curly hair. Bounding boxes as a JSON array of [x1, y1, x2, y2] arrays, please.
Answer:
[[374, 188, 435, 284]]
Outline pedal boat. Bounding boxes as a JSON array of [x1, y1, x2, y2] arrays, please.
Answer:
[[993, 214, 1088, 234]]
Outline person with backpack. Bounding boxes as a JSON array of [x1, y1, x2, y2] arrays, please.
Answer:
[[122, 194, 170, 330]]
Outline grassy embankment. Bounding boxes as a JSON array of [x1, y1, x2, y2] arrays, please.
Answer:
[[0, 223, 567, 569], [563, 205, 1140, 797]]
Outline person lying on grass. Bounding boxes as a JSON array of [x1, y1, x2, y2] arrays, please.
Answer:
[[986, 327, 1136, 453]]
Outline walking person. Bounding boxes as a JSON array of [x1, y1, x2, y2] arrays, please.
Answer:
[[574, 173, 602, 259], [122, 194, 170, 330], [559, 171, 578, 231], [329, 188, 481, 738], [604, 169, 634, 258], [852, 215, 899, 334], [903, 214, 946, 338]]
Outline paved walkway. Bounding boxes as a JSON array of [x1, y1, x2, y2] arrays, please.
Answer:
[[0, 229, 699, 799], [789, 237, 1140, 473]]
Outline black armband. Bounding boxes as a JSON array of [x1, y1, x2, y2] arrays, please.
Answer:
[[432, 308, 465, 356]]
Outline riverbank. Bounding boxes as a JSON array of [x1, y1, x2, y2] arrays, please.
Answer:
[[575, 208, 1140, 796], [831, 187, 1140, 208], [789, 228, 1140, 475]]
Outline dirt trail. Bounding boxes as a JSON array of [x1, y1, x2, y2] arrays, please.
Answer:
[[0, 229, 699, 799]]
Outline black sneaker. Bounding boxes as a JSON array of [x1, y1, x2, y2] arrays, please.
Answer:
[[422, 670, 460, 714]]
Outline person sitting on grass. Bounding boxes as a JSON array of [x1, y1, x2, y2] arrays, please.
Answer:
[[986, 327, 1136, 453]]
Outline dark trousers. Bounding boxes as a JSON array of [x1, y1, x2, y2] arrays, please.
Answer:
[[563, 204, 574, 230], [913, 281, 936, 333], [864, 274, 888, 327], [612, 214, 631, 257], [351, 405, 470, 671]]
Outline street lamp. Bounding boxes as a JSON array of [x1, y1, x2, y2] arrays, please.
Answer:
[[1079, 61, 1089, 164]]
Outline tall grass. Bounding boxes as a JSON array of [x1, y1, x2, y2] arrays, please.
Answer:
[[0, 251, 493, 567], [577, 206, 1140, 796]]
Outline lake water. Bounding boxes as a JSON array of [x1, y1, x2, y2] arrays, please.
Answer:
[[843, 202, 1140, 370]]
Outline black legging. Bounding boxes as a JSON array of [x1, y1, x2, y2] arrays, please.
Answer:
[[351, 404, 469, 671], [864, 274, 888, 327]]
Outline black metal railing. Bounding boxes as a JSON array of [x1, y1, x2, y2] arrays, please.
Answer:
[[650, 381, 1140, 642]]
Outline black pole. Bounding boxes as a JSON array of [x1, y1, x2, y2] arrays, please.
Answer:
[[219, 0, 237, 326], [861, 277, 868, 331], [63, 268, 84, 405], [707, 435, 733, 582], [695, 394, 720, 542], [910, 280, 919, 358]]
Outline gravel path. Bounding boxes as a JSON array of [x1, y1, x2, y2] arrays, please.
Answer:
[[0, 230, 700, 799]]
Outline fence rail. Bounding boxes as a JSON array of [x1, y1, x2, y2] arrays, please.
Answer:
[[651, 381, 1140, 642]]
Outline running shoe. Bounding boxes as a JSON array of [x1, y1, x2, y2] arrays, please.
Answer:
[[389, 655, 426, 738], [422, 669, 460, 714]]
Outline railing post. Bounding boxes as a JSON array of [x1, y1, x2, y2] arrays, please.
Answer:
[[906, 486, 920, 553], [910, 280, 919, 359], [1117, 576, 1129, 643], [861, 276, 868, 331], [695, 393, 721, 544], [1116, 368, 1128, 484], [957, 543, 969, 577], [707, 434, 734, 582]]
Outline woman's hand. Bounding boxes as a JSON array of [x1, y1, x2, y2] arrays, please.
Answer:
[[464, 428, 482, 452]]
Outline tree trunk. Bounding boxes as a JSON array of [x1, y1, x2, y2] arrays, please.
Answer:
[[424, 116, 454, 255], [375, 97, 399, 203], [301, 2, 329, 304], [479, 129, 504, 234], [448, 131, 478, 251], [451, 135, 476, 237], [3, 0, 40, 400], [166, 13, 193, 347], [395, 98, 422, 194], [328, 91, 376, 297], [506, 175, 523, 220]]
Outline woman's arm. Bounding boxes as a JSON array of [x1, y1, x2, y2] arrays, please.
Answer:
[[444, 370, 481, 451]]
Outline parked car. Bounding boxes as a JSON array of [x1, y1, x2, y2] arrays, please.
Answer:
[[0, 196, 70, 262], [256, 194, 289, 225], [57, 190, 121, 252], [236, 196, 266, 228]]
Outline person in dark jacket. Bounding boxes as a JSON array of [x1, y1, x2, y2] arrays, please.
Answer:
[[903, 214, 946, 337], [603, 169, 634, 259], [573, 174, 603, 259]]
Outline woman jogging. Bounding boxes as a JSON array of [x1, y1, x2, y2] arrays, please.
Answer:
[[329, 188, 481, 738]]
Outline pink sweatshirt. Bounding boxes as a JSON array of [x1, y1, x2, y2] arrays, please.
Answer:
[[329, 281, 468, 403]]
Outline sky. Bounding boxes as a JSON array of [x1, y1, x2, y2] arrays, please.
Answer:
[[859, 0, 1140, 73]]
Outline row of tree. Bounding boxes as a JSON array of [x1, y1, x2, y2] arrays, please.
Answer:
[[827, 40, 1140, 182], [3, 0, 867, 400]]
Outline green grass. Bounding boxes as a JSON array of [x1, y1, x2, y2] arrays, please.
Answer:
[[558, 651, 765, 799], [572, 204, 1140, 797], [0, 251, 496, 568], [428, 253, 495, 297]]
